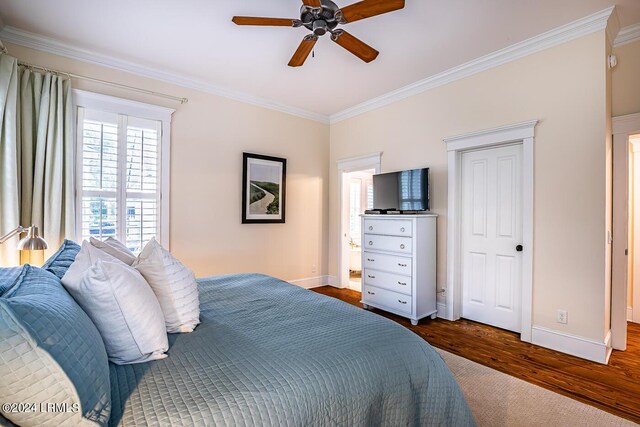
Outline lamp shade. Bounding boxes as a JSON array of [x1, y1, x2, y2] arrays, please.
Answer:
[[16, 225, 48, 251]]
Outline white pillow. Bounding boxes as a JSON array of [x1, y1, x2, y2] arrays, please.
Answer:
[[90, 236, 136, 265], [61, 241, 168, 364], [133, 238, 200, 333]]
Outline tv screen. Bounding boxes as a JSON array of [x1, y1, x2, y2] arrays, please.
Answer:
[[373, 168, 430, 211]]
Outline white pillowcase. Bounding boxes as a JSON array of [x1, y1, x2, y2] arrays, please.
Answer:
[[133, 238, 200, 333], [61, 241, 169, 365], [90, 236, 136, 265]]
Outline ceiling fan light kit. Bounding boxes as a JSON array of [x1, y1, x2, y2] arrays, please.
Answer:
[[232, 0, 405, 67]]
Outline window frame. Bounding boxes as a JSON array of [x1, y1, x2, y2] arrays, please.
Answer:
[[73, 89, 174, 249]]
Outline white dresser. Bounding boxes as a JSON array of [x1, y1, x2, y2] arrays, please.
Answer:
[[360, 214, 437, 325]]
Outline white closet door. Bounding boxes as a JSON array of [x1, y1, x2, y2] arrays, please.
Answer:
[[461, 144, 523, 332]]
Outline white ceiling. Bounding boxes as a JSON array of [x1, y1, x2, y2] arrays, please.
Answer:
[[0, 0, 639, 118]]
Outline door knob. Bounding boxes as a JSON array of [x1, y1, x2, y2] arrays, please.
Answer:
[[516, 245, 523, 252]]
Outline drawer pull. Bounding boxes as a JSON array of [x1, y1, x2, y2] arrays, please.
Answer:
[[400, 244, 405, 249], [398, 263, 407, 267], [369, 241, 373, 246], [398, 281, 407, 286], [369, 226, 373, 231], [398, 300, 407, 304], [367, 258, 375, 262], [367, 275, 376, 279], [400, 227, 405, 232], [367, 291, 375, 295]]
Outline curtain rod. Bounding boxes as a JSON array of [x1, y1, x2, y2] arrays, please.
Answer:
[[11, 57, 188, 104]]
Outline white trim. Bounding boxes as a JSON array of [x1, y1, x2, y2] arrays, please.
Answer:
[[614, 23, 640, 48], [288, 275, 332, 289], [628, 306, 634, 322], [444, 120, 537, 343], [336, 153, 382, 288], [611, 113, 640, 350], [612, 112, 640, 134], [73, 89, 173, 249], [329, 7, 615, 124], [1, 8, 621, 126], [1, 26, 329, 124], [436, 302, 447, 319], [337, 152, 383, 172], [327, 275, 340, 288], [73, 89, 174, 122], [443, 120, 538, 151], [531, 326, 612, 364]]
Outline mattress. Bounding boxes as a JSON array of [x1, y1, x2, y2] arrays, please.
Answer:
[[109, 273, 475, 426]]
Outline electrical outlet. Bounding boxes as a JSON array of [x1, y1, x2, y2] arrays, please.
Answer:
[[311, 265, 317, 274], [557, 309, 568, 324]]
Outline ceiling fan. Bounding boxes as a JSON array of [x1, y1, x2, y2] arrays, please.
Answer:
[[232, 0, 405, 67]]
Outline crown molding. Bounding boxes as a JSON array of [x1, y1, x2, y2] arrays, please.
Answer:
[[330, 6, 615, 124], [0, 6, 626, 126], [614, 23, 640, 48], [0, 26, 330, 124]]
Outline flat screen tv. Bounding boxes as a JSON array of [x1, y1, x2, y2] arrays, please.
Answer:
[[373, 168, 430, 211]]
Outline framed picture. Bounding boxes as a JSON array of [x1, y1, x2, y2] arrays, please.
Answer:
[[242, 152, 287, 224]]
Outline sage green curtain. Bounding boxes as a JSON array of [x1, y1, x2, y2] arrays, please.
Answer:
[[0, 54, 75, 265], [0, 55, 20, 266]]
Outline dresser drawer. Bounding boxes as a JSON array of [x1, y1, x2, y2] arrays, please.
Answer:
[[363, 219, 412, 237], [363, 269, 411, 295], [364, 234, 412, 254], [362, 285, 412, 315], [363, 252, 412, 276]]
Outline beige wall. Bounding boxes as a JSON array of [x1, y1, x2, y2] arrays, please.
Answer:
[[5, 42, 330, 281], [612, 40, 640, 117], [329, 32, 610, 341], [5, 29, 623, 343]]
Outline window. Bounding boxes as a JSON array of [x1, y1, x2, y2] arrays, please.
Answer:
[[74, 90, 173, 253]]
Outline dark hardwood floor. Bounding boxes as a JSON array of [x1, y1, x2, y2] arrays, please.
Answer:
[[312, 286, 640, 424]]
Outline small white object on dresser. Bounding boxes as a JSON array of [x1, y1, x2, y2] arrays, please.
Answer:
[[360, 214, 437, 325]]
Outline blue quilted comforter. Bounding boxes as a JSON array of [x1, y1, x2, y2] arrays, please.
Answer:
[[109, 274, 475, 426]]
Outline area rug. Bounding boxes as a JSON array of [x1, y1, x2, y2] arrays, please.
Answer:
[[436, 349, 636, 426]]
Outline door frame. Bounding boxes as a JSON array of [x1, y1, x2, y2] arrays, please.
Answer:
[[443, 120, 537, 343], [337, 152, 382, 288], [612, 112, 640, 350]]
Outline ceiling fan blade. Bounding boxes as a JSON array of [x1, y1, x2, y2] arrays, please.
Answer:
[[301, 0, 322, 7], [232, 16, 297, 27], [288, 35, 319, 67], [331, 30, 379, 63], [339, 0, 405, 23]]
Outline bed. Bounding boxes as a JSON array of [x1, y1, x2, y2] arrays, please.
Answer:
[[108, 273, 474, 426]]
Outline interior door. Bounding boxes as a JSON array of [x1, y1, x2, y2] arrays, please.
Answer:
[[461, 144, 523, 332]]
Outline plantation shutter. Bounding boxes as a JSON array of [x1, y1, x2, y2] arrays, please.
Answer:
[[77, 108, 162, 253]]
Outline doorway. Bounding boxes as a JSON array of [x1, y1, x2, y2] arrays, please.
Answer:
[[460, 143, 524, 333], [345, 170, 375, 290], [628, 134, 640, 324], [337, 153, 382, 290], [612, 113, 640, 351], [444, 120, 536, 342]]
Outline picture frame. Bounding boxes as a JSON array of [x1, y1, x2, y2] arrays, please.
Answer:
[[242, 152, 287, 224]]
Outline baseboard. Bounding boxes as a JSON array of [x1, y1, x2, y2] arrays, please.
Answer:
[[531, 326, 612, 364], [437, 302, 448, 319], [288, 275, 333, 289], [327, 275, 343, 288], [628, 306, 633, 322]]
